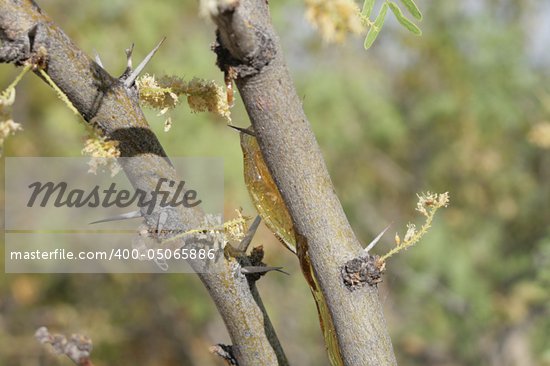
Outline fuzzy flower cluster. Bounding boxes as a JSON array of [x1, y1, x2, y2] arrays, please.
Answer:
[[136, 74, 231, 131], [527, 122, 550, 149], [415, 191, 450, 217], [305, 0, 364, 43], [222, 209, 250, 243], [81, 127, 121, 176], [162, 209, 250, 249], [184, 77, 231, 121], [0, 88, 23, 156], [201, 214, 228, 254], [381, 192, 450, 263], [137, 74, 179, 112]]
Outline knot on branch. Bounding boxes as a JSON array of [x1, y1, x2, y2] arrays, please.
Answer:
[[213, 28, 276, 79], [243, 245, 266, 282], [340, 254, 385, 291], [209, 344, 238, 365]]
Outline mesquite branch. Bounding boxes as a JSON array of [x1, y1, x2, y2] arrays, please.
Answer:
[[0, 1, 287, 365], [209, 0, 397, 364]]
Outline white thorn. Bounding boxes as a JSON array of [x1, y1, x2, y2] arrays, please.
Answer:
[[124, 37, 166, 88], [157, 210, 168, 233], [94, 50, 104, 68], [125, 43, 135, 69], [364, 224, 391, 254], [89, 210, 142, 224]]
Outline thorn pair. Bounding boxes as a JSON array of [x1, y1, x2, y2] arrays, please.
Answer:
[[238, 215, 289, 276], [94, 37, 166, 88], [91, 211, 288, 276]]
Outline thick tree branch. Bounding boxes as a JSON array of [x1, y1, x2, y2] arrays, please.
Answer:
[[210, 0, 397, 364], [0, 1, 287, 365]]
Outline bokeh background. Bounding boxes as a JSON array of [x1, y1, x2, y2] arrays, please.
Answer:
[[1, 0, 549, 365]]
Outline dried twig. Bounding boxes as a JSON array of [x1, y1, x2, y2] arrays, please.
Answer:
[[35, 327, 94, 366]]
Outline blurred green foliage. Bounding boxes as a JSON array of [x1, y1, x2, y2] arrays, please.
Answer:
[[1, 0, 549, 365]]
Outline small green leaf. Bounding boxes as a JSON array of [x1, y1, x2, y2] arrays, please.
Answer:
[[361, 0, 376, 18], [364, 2, 389, 49], [399, 0, 422, 20], [388, 2, 422, 35]]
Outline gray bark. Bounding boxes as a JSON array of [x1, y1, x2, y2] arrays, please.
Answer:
[[209, 0, 397, 364], [0, 1, 287, 365]]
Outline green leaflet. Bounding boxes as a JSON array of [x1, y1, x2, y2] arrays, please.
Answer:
[[364, 2, 388, 49], [388, 1, 422, 35], [399, 0, 422, 20], [361, 0, 376, 18]]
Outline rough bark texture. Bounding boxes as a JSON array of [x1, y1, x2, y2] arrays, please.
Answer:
[[211, 0, 398, 364], [0, 1, 287, 365]]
